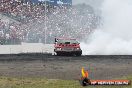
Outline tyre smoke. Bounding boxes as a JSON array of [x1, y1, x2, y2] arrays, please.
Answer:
[[81, 0, 132, 55]]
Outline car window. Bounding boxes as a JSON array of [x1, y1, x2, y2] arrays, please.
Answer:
[[57, 39, 78, 44]]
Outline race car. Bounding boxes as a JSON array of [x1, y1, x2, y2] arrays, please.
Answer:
[[54, 38, 82, 56]]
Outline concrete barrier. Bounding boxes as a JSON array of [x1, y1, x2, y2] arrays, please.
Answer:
[[0, 43, 54, 54]]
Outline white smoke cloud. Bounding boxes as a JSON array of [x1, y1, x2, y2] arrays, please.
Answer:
[[73, 0, 103, 7], [72, 0, 103, 15], [73, 0, 86, 5], [81, 0, 132, 55]]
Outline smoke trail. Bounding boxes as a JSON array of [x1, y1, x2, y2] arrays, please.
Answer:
[[21, 5, 99, 43], [81, 0, 132, 55]]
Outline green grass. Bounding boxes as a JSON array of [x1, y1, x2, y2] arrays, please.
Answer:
[[0, 76, 131, 88]]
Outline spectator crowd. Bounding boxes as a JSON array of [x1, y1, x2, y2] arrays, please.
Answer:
[[0, 0, 100, 44]]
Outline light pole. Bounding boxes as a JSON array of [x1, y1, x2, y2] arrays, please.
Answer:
[[44, 0, 47, 44]]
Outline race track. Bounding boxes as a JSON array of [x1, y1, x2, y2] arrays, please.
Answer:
[[0, 54, 132, 80]]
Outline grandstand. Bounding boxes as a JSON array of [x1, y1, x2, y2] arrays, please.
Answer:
[[0, 0, 99, 45]]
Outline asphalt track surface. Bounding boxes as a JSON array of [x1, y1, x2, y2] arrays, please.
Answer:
[[0, 54, 132, 80]]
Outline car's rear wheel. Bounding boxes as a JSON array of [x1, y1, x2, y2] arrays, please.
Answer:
[[56, 52, 61, 56], [76, 53, 82, 56]]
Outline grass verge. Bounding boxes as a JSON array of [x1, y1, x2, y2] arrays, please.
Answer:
[[0, 76, 131, 88]]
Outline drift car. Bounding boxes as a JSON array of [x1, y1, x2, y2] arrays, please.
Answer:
[[54, 38, 82, 56]]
